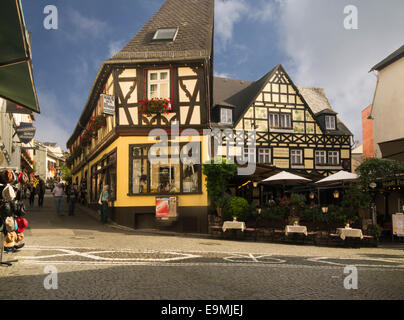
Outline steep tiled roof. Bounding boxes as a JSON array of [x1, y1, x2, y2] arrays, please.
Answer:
[[296, 86, 333, 114], [108, 0, 214, 63]]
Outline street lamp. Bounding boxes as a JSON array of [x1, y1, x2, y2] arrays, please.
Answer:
[[333, 190, 340, 199], [309, 192, 315, 200], [253, 181, 258, 188], [369, 182, 377, 225], [321, 206, 328, 214]]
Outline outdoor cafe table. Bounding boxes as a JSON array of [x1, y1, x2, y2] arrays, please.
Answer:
[[336, 228, 364, 240], [285, 225, 308, 236]]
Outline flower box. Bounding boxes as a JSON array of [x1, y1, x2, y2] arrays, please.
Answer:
[[138, 98, 171, 117]]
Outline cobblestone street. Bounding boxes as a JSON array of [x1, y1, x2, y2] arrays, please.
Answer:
[[1, 192, 404, 300]]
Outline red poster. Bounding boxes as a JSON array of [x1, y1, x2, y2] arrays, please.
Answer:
[[156, 197, 170, 218]]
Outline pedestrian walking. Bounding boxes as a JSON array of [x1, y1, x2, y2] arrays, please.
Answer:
[[67, 184, 78, 216], [38, 179, 45, 207], [28, 185, 36, 207], [52, 182, 65, 216], [98, 185, 110, 224]]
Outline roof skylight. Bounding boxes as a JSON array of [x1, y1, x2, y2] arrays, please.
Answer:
[[152, 27, 179, 41]]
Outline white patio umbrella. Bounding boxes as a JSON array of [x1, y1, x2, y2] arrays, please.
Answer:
[[261, 171, 311, 184], [315, 170, 358, 185], [260, 171, 311, 195]]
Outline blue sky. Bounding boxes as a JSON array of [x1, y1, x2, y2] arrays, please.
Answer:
[[21, 0, 404, 151]]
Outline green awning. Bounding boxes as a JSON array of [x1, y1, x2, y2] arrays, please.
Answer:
[[0, 0, 40, 113]]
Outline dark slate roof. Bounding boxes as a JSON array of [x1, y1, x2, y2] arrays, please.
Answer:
[[213, 66, 278, 124], [370, 44, 404, 72], [108, 0, 214, 63], [315, 108, 338, 116]]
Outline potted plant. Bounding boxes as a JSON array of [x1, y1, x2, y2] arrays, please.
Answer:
[[288, 193, 306, 223]]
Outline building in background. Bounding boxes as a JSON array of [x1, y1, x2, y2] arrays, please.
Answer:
[[33, 140, 66, 182], [0, 98, 37, 173], [351, 141, 363, 173], [369, 45, 404, 160], [361, 105, 374, 159]]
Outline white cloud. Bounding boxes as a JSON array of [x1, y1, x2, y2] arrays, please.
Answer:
[[274, 0, 404, 142], [214, 71, 231, 78], [35, 90, 73, 150], [215, 0, 249, 50], [108, 40, 126, 58], [67, 8, 108, 38]]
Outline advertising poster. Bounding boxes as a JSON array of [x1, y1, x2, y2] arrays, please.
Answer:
[[156, 197, 170, 219], [392, 214, 404, 236]]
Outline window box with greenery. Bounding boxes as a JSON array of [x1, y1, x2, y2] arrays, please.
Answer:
[[138, 98, 172, 117]]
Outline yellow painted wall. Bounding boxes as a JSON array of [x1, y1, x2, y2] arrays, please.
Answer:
[[84, 136, 209, 208]]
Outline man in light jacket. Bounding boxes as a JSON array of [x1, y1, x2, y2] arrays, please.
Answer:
[[52, 182, 65, 216]]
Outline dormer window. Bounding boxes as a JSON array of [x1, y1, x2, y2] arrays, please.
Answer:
[[325, 115, 336, 130], [152, 27, 179, 41], [220, 108, 232, 124]]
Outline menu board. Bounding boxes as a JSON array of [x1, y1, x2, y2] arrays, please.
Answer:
[[392, 214, 404, 236]]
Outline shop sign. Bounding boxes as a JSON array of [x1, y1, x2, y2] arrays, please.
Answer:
[[15, 122, 36, 144], [101, 94, 115, 115], [382, 179, 396, 188]]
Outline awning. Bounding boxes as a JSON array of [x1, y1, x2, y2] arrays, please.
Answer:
[[0, 0, 40, 113], [378, 138, 404, 161]]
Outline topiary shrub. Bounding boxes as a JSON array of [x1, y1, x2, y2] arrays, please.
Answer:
[[222, 197, 250, 221]]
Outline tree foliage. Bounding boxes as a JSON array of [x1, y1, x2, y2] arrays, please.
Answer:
[[202, 158, 237, 208], [222, 197, 251, 221], [60, 163, 72, 185], [357, 158, 403, 190]]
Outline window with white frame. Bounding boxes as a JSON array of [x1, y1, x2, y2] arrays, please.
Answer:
[[258, 148, 271, 163], [148, 69, 170, 99], [221, 108, 232, 124], [315, 150, 327, 165], [325, 115, 336, 130], [269, 112, 291, 128], [328, 151, 339, 165], [269, 113, 279, 127], [291, 149, 303, 165], [243, 147, 256, 163]]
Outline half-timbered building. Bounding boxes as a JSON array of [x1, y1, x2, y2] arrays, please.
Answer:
[[67, 0, 353, 233]]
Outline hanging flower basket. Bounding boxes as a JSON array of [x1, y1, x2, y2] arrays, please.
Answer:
[[138, 98, 171, 117]]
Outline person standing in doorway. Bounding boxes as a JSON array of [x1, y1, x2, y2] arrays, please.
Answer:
[[52, 182, 65, 216], [99, 185, 110, 224]]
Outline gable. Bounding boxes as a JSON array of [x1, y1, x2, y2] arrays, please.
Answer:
[[235, 65, 323, 135]]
